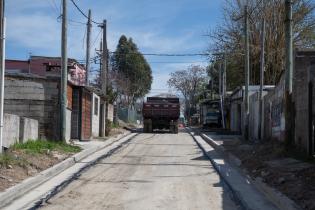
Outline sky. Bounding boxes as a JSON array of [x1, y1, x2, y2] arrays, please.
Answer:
[[5, 0, 224, 96]]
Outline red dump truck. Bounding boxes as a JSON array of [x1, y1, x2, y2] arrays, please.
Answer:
[[142, 97, 180, 133]]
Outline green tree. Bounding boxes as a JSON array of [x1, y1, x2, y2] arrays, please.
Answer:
[[112, 35, 153, 106]]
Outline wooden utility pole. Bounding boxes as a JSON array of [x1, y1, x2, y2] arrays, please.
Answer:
[[100, 20, 108, 136], [259, 17, 266, 140], [85, 9, 92, 86], [223, 53, 227, 99], [101, 20, 107, 96], [244, 5, 250, 140], [284, 0, 294, 147], [0, 0, 5, 153], [60, 0, 68, 141], [222, 53, 227, 129]]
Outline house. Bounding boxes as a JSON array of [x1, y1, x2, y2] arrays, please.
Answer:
[[5, 56, 107, 141], [229, 85, 274, 136], [229, 49, 315, 156]]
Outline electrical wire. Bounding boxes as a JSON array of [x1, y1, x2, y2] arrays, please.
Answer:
[[49, 0, 60, 15], [91, 28, 102, 50], [110, 52, 209, 56], [69, 0, 101, 25], [148, 61, 208, 64]]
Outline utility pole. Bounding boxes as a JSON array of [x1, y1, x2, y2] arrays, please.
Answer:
[[101, 20, 107, 95], [222, 53, 227, 129], [244, 5, 250, 140], [223, 53, 227, 99], [259, 17, 266, 141], [284, 0, 294, 147], [0, 0, 5, 153], [99, 39, 102, 86], [85, 9, 92, 86], [100, 20, 108, 136], [219, 61, 226, 129], [60, 0, 68, 142]]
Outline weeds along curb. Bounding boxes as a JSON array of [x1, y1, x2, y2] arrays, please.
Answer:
[[0, 131, 133, 209]]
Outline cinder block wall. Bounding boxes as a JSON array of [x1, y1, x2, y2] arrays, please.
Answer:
[[19, 117, 39, 143], [3, 114, 20, 148], [4, 75, 60, 140]]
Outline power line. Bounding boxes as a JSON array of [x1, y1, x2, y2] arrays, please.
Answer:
[[148, 61, 208, 64], [49, 0, 60, 15], [69, 0, 101, 25], [92, 28, 102, 49], [110, 52, 209, 56]]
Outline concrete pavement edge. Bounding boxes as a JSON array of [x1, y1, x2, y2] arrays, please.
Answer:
[[198, 130, 302, 210], [0, 131, 133, 209]]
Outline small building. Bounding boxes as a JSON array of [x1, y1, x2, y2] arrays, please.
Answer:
[[229, 85, 274, 136], [5, 56, 107, 141]]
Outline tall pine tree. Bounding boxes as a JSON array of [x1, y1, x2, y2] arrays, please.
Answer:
[[112, 35, 152, 106]]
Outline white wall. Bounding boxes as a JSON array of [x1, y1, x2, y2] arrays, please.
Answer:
[[91, 93, 100, 137], [66, 109, 71, 143], [107, 104, 114, 122]]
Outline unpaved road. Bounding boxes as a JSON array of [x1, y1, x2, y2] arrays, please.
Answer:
[[41, 131, 239, 210]]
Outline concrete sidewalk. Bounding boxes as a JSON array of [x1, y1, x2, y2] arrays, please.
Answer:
[[188, 130, 279, 210], [196, 131, 302, 210], [0, 131, 137, 210]]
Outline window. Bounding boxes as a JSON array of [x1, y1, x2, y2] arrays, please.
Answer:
[[94, 97, 99, 115]]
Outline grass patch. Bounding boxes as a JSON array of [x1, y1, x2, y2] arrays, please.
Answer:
[[111, 122, 120, 129], [11, 140, 81, 154], [0, 153, 28, 168]]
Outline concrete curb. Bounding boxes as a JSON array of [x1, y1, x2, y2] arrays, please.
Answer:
[[0, 158, 75, 208], [186, 129, 248, 210], [0, 131, 132, 209], [72, 131, 131, 162], [199, 131, 302, 210], [252, 178, 303, 210], [200, 133, 242, 166]]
